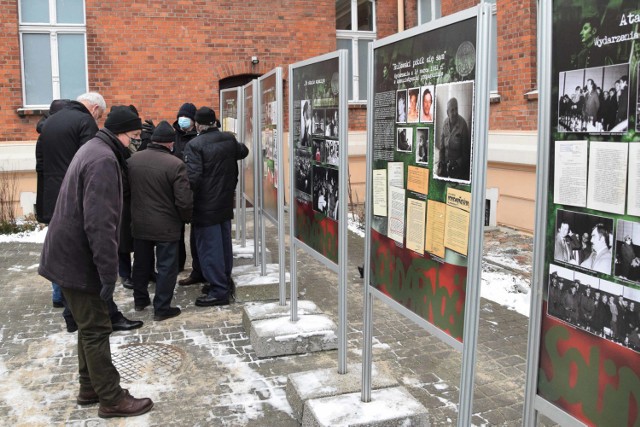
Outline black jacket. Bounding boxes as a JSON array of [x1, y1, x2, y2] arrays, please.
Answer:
[[172, 120, 198, 161], [128, 143, 193, 241], [38, 101, 98, 223], [39, 129, 127, 291], [184, 128, 248, 227]]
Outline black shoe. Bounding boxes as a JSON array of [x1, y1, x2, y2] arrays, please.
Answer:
[[111, 316, 143, 331], [201, 284, 210, 294], [134, 302, 150, 312], [120, 277, 134, 290], [65, 318, 78, 333], [358, 265, 364, 278], [53, 301, 64, 308], [195, 295, 229, 307], [179, 276, 203, 286], [153, 307, 181, 321]]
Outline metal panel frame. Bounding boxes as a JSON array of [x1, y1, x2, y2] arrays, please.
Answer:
[[219, 87, 243, 242], [241, 80, 261, 267], [288, 50, 349, 373]]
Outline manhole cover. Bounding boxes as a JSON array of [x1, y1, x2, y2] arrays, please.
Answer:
[[112, 343, 185, 382]]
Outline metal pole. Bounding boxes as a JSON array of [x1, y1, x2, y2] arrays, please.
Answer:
[[276, 68, 287, 306], [338, 49, 349, 374], [457, 5, 491, 426], [288, 64, 299, 321]]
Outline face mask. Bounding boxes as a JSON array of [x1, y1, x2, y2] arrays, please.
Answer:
[[178, 117, 192, 130], [129, 137, 142, 147]]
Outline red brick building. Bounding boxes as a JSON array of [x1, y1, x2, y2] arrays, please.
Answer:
[[0, 0, 538, 231]]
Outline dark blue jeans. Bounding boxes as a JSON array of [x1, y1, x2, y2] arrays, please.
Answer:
[[132, 239, 179, 314], [194, 220, 232, 299]]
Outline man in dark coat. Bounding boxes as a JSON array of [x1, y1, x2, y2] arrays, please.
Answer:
[[128, 121, 193, 321], [184, 107, 249, 306], [37, 92, 141, 333], [39, 106, 153, 418]]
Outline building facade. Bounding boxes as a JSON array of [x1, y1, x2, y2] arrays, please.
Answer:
[[0, 0, 537, 232]]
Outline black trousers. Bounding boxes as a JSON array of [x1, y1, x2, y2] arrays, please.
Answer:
[[132, 239, 179, 314]]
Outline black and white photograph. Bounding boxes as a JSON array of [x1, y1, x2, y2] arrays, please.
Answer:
[[325, 139, 339, 167], [433, 81, 474, 183], [325, 108, 338, 138], [415, 128, 429, 164], [614, 219, 640, 284], [407, 87, 420, 123], [312, 165, 339, 221], [553, 209, 614, 275], [396, 127, 413, 152], [396, 89, 407, 123], [557, 63, 629, 133], [312, 138, 325, 164], [420, 85, 435, 123], [547, 264, 640, 353], [294, 148, 312, 201], [299, 99, 312, 147], [312, 109, 326, 135]]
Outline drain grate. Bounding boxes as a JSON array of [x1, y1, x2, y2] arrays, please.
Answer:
[[112, 343, 185, 382]]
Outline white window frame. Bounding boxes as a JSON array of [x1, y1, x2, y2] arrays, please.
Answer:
[[18, 0, 88, 109], [336, 0, 376, 102], [417, 0, 441, 25]]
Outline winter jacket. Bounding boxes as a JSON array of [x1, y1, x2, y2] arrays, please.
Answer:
[[172, 120, 198, 161], [38, 101, 98, 223], [127, 143, 193, 242], [39, 129, 127, 292], [184, 128, 248, 227]]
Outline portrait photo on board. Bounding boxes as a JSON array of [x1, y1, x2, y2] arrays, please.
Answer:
[[415, 128, 429, 164], [433, 81, 474, 183], [325, 139, 339, 167], [420, 85, 435, 123], [312, 138, 325, 164], [614, 219, 640, 284], [300, 100, 312, 147], [554, 209, 614, 275], [557, 63, 629, 133], [407, 87, 421, 123], [312, 109, 326, 135], [396, 127, 413, 153], [325, 108, 338, 138], [294, 148, 312, 201], [396, 89, 407, 123], [312, 164, 339, 221]]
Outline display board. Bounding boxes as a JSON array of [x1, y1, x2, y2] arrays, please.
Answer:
[[259, 70, 282, 224], [524, 0, 640, 425], [220, 88, 239, 134], [290, 55, 343, 265], [367, 12, 478, 342], [242, 81, 257, 207]]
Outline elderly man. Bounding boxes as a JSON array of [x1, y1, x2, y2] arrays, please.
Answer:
[[184, 107, 249, 306], [38, 92, 141, 333], [39, 106, 153, 418], [128, 121, 193, 320], [437, 97, 470, 181], [581, 223, 613, 274]]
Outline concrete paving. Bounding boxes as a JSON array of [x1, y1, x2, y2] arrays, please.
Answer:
[[0, 219, 556, 426]]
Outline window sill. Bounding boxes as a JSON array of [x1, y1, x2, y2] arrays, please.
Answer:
[[524, 90, 538, 101], [17, 108, 48, 117]]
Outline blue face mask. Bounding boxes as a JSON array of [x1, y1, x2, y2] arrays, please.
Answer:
[[178, 117, 192, 130]]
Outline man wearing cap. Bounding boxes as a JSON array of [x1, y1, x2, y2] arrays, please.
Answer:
[[128, 121, 193, 321], [39, 106, 153, 418], [184, 107, 249, 306]]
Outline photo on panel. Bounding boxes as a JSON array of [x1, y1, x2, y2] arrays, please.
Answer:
[[614, 219, 640, 284], [312, 109, 326, 135], [312, 164, 339, 220], [396, 127, 413, 153], [433, 81, 474, 184], [294, 148, 312, 201], [325, 139, 339, 167], [312, 138, 326, 164], [415, 128, 429, 164], [396, 89, 407, 123], [546, 263, 575, 322], [299, 100, 312, 148], [407, 87, 421, 123], [554, 209, 614, 275], [325, 108, 338, 138], [420, 85, 435, 123], [557, 63, 629, 134]]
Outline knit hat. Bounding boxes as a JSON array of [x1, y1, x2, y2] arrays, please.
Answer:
[[177, 102, 197, 120], [104, 105, 142, 134], [151, 120, 175, 142], [49, 99, 70, 115], [195, 106, 216, 125]]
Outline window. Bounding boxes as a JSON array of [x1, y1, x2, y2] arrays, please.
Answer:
[[336, 0, 376, 102], [19, 0, 87, 108], [417, 0, 441, 24]]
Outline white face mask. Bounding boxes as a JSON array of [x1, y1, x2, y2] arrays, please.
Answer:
[[178, 117, 192, 130]]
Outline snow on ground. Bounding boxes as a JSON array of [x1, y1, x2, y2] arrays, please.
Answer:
[[0, 226, 47, 243]]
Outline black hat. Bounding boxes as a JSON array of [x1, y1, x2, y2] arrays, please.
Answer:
[[151, 120, 175, 142], [49, 99, 70, 115], [104, 105, 142, 134], [195, 107, 217, 125], [177, 103, 197, 120]]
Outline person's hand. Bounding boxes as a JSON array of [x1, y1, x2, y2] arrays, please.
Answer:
[[100, 283, 115, 302], [142, 119, 155, 134]]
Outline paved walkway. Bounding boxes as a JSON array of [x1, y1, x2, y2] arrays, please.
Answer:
[[0, 220, 552, 426]]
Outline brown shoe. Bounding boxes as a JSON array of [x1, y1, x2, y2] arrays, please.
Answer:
[[178, 276, 202, 286], [98, 389, 153, 418], [77, 388, 99, 405]]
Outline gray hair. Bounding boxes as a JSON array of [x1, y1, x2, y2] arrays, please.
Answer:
[[76, 92, 106, 111]]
